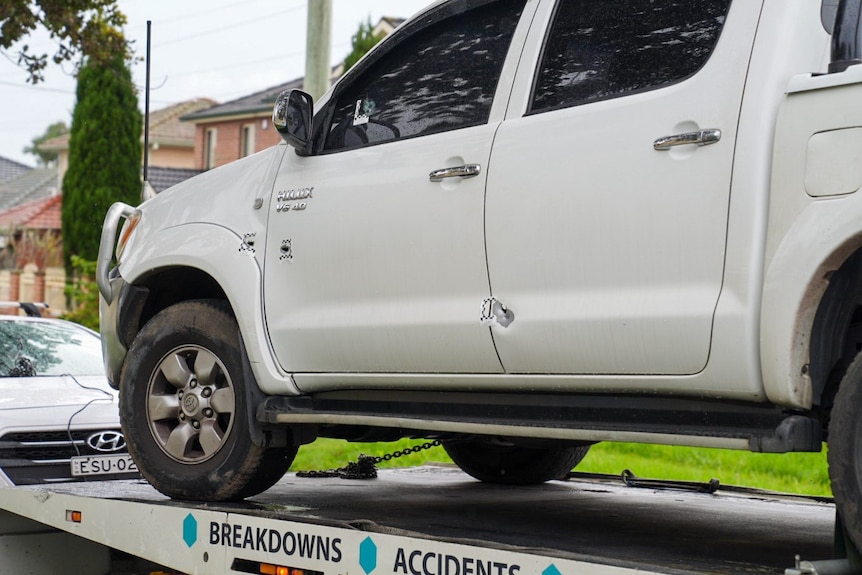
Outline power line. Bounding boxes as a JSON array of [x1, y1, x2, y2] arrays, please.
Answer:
[[153, 6, 305, 47], [147, 40, 349, 80], [131, 0, 302, 27], [0, 80, 74, 95]]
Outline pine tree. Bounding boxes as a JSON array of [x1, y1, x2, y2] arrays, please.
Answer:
[[61, 51, 141, 273]]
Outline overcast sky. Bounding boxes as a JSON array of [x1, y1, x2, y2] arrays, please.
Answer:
[[0, 0, 434, 167]]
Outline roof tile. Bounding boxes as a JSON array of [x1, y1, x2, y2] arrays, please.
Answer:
[[0, 194, 61, 230], [0, 156, 33, 184], [0, 168, 59, 213]]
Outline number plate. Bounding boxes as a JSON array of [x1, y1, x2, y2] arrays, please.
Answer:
[[71, 454, 138, 477]]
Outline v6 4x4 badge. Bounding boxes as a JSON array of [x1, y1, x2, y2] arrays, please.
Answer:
[[276, 187, 314, 213]]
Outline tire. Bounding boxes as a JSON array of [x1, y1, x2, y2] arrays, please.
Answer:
[[442, 439, 591, 485], [828, 351, 862, 552], [119, 300, 296, 501]]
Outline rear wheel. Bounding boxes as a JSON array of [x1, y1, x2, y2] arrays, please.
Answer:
[[442, 439, 591, 485], [828, 352, 862, 552], [120, 300, 296, 501]]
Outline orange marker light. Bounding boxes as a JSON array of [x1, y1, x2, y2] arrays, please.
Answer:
[[252, 561, 319, 575], [66, 510, 83, 523], [116, 212, 141, 260]]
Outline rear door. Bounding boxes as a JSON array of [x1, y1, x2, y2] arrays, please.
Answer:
[[485, 0, 762, 375]]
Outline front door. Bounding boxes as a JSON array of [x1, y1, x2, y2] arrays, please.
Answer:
[[263, 0, 529, 378]]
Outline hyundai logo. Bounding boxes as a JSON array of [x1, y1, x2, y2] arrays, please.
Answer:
[[86, 431, 126, 453]]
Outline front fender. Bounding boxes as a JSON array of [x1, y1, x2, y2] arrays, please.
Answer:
[[119, 222, 300, 397]]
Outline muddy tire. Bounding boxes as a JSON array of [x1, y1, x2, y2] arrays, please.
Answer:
[[442, 439, 591, 485], [120, 300, 295, 501], [828, 352, 862, 552]]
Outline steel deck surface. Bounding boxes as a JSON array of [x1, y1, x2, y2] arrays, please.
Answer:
[[8, 465, 836, 575]]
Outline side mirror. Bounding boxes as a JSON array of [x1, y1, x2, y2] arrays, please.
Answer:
[[273, 89, 314, 156]]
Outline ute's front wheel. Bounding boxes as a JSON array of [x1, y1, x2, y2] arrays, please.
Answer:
[[442, 439, 591, 485], [120, 300, 295, 501]]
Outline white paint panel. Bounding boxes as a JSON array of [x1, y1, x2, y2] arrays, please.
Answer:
[[485, 1, 763, 375], [264, 127, 502, 374]]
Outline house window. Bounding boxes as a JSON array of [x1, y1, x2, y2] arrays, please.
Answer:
[[240, 124, 255, 158], [204, 128, 218, 169]]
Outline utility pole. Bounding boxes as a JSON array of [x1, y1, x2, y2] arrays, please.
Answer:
[[304, 0, 332, 100]]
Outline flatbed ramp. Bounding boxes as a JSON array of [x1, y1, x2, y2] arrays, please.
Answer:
[[0, 466, 844, 575]]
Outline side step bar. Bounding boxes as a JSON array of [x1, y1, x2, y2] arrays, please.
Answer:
[[259, 391, 822, 453]]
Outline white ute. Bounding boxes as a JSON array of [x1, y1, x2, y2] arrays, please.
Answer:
[[98, 0, 862, 552]]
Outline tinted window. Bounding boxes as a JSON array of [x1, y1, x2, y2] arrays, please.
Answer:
[[324, 0, 526, 152], [531, 0, 732, 114], [0, 320, 104, 377]]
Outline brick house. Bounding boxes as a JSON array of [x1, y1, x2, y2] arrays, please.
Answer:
[[40, 97, 216, 192], [0, 165, 61, 307], [181, 79, 301, 170], [0, 194, 63, 312]]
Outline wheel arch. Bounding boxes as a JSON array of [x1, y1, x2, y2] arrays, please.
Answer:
[[113, 244, 303, 446], [115, 221, 299, 394], [810, 247, 862, 419], [762, 223, 862, 412], [119, 266, 229, 350]]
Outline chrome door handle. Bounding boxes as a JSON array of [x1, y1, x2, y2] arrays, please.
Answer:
[[653, 129, 721, 151], [429, 164, 481, 182]]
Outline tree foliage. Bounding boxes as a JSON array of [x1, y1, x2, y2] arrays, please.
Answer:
[[0, 0, 130, 84], [61, 51, 141, 273], [342, 17, 384, 74], [24, 121, 68, 166], [61, 255, 99, 330]]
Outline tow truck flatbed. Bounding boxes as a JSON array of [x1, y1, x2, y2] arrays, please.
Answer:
[[0, 466, 844, 575]]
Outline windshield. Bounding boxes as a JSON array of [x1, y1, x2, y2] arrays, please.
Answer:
[[0, 320, 105, 377]]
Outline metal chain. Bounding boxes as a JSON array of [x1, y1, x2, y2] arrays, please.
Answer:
[[296, 440, 442, 480]]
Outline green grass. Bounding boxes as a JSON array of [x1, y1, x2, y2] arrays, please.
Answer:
[[576, 442, 832, 496], [290, 438, 446, 472], [289, 438, 832, 497]]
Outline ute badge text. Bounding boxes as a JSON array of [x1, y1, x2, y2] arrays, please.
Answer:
[[86, 431, 126, 453], [276, 187, 314, 213]]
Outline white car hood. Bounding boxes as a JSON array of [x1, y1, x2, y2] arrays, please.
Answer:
[[0, 375, 118, 411]]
